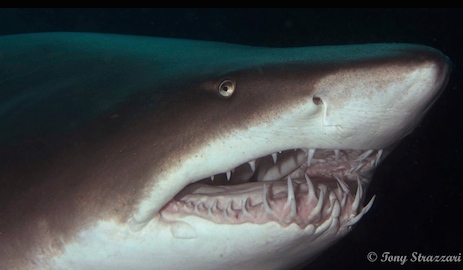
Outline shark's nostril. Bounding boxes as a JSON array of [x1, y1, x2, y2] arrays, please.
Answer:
[[313, 96, 322, 105]]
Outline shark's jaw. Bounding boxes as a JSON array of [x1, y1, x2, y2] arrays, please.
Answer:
[[161, 148, 380, 230]]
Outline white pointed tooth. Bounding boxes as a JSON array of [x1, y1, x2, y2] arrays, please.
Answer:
[[314, 217, 332, 236], [335, 176, 350, 194], [226, 171, 231, 181], [308, 185, 325, 221], [304, 224, 315, 236], [344, 195, 376, 226], [211, 175, 215, 181], [353, 163, 364, 173], [351, 176, 363, 213], [375, 149, 383, 167], [286, 176, 295, 205], [285, 177, 297, 222], [285, 198, 297, 223], [227, 200, 233, 213], [223, 200, 233, 220], [341, 192, 348, 208], [262, 184, 275, 215], [271, 152, 278, 163], [334, 149, 340, 161], [248, 160, 256, 172], [307, 149, 315, 166], [305, 174, 316, 202], [363, 194, 375, 213], [241, 198, 250, 217], [331, 200, 341, 218], [327, 191, 336, 214], [330, 217, 340, 234], [356, 149, 374, 162]]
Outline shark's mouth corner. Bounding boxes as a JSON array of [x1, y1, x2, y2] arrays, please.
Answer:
[[159, 148, 382, 231]]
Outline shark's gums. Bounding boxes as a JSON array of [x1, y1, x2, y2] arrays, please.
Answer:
[[0, 33, 450, 270]]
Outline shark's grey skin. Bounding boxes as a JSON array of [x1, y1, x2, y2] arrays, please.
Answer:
[[0, 33, 450, 270]]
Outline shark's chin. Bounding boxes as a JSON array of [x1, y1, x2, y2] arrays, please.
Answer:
[[159, 148, 382, 230]]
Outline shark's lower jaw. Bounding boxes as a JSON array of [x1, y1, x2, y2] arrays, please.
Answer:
[[160, 148, 382, 230]]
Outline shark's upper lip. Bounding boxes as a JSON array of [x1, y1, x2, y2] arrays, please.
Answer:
[[159, 147, 381, 229]]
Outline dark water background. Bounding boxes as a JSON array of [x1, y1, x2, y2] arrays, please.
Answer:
[[0, 8, 461, 270]]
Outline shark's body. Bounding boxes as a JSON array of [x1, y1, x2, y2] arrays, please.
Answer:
[[0, 33, 450, 270]]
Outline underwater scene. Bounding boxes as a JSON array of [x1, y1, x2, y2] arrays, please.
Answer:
[[0, 8, 461, 270]]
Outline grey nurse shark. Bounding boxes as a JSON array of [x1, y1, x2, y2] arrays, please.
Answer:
[[0, 32, 450, 270]]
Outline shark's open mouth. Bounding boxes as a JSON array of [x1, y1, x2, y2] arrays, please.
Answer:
[[160, 148, 380, 230]]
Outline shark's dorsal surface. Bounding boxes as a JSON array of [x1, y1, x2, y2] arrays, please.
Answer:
[[0, 33, 450, 269]]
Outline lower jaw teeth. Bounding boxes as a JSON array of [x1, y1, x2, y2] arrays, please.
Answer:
[[163, 172, 374, 229]]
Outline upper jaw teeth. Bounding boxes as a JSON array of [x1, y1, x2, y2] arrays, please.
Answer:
[[271, 153, 278, 163], [210, 148, 384, 185], [248, 160, 256, 172], [307, 149, 315, 166]]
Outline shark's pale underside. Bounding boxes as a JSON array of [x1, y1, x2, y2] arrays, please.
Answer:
[[0, 33, 451, 270]]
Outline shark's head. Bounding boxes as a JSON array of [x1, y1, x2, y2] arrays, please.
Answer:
[[0, 33, 450, 270]]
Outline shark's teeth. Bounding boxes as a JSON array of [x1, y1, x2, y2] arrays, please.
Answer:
[[356, 149, 374, 162], [375, 149, 383, 167], [201, 148, 382, 187], [305, 174, 316, 203], [331, 199, 341, 218], [307, 148, 315, 166], [207, 201, 215, 217], [351, 176, 363, 213], [346, 163, 365, 175], [308, 184, 325, 222], [341, 191, 348, 208], [271, 153, 277, 163], [167, 148, 382, 228], [248, 160, 256, 172], [223, 201, 231, 220], [344, 195, 376, 226], [262, 183, 275, 216], [335, 176, 350, 194], [286, 176, 295, 205], [314, 216, 332, 236], [327, 190, 337, 215], [214, 200, 219, 211], [241, 198, 250, 217], [284, 176, 297, 223]]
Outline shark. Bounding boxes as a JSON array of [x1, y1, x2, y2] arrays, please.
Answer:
[[0, 32, 450, 270]]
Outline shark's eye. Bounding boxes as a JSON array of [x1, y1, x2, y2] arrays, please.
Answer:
[[218, 79, 235, 98]]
